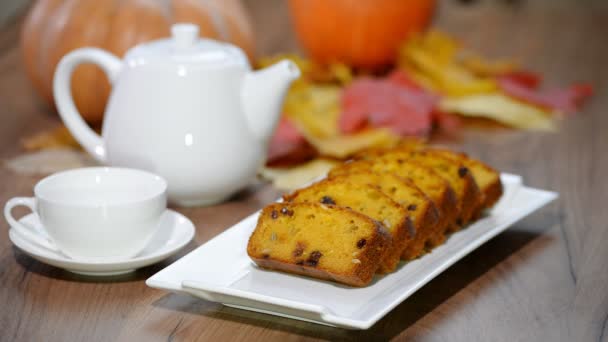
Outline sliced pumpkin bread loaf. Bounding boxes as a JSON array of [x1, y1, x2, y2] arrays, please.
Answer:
[[326, 170, 440, 260], [369, 150, 481, 230], [364, 141, 503, 218], [284, 179, 412, 273], [359, 144, 496, 224], [329, 159, 457, 246], [423, 148, 503, 218], [247, 202, 392, 287]]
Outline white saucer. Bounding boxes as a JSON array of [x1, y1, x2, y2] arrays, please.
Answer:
[[8, 210, 195, 276]]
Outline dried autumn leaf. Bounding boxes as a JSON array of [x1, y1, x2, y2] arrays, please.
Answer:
[[22, 126, 81, 151], [440, 70, 496, 96], [399, 32, 497, 96], [439, 94, 556, 131], [259, 159, 339, 190], [303, 62, 353, 85], [284, 84, 341, 139], [498, 77, 593, 115], [304, 129, 400, 159], [400, 66, 439, 92], [498, 71, 542, 89], [327, 62, 354, 85], [459, 53, 518, 77], [267, 117, 309, 164], [432, 110, 462, 137], [417, 30, 460, 65], [339, 71, 438, 136], [414, 50, 496, 95]]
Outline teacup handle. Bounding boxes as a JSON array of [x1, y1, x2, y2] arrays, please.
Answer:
[[53, 48, 122, 164], [4, 197, 60, 253]]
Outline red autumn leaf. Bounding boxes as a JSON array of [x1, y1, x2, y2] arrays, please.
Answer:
[[267, 117, 307, 162], [339, 71, 438, 136], [388, 70, 427, 91], [433, 110, 461, 136], [499, 71, 542, 89], [498, 76, 594, 114]]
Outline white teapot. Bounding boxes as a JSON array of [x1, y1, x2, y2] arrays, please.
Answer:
[[54, 23, 299, 206]]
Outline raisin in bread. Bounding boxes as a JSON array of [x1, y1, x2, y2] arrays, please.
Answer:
[[247, 202, 392, 287], [327, 170, 440, 260], [284, 179, 412, 273]]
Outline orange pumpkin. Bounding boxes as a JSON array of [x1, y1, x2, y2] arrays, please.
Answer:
[[21, 0, 255, 123], [288, 0, 435, 69]]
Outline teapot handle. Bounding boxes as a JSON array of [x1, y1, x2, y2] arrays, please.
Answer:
[[53, 48, 122, 163]]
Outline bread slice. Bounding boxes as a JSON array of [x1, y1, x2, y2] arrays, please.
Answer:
[[326, 170, 440, 260], [284, 179, 412, 273], [424, 149, 503, 218], [248, 202, 392, 287], [369, 150, 481, 229], [362, 142, 501, 220], [329, 159, 457, 247]]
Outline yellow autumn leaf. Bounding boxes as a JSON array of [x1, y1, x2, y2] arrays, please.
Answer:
[[327, 62, 354, 85], [399, 33, 497, 96], [421, 30, 460, 64], [439, 94, 556, 131], [304, 129, 401, 159], [23, 126, 81, 151], [259, 159, 339, 190], [401, 65, 440, 91], [460, 54, 518, 77], [284, 84, 341, 139]]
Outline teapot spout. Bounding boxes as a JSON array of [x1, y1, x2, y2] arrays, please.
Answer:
[[241, 60, 300, 141]]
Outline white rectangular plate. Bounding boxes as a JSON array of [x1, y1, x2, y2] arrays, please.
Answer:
[[147, 174, 557, 329]]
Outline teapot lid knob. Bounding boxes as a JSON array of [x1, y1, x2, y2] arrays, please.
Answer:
[[123, 22, 249, 68], [172, 23, 199, 50]]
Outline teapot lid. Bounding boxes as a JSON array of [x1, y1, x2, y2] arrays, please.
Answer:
[[124, 23, 249, 68]]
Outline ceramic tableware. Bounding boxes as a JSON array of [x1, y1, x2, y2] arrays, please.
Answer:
[[8, 209, 194, 276], [147, 174, 558, 329], [4, 167, 167, 261], [53, 23, 300, 206]]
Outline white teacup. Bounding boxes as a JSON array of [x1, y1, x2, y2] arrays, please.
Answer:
[[4, 167, 167, 261]]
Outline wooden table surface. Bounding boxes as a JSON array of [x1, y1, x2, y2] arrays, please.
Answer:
[[1, 1, 607, 341]]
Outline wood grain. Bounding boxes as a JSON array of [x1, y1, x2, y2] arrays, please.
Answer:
[[1, 1, 607, 341]]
